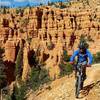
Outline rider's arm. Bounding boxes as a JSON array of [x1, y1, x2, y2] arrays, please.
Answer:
[[70, 50, 79, 63], [87, 50, 93, 65]]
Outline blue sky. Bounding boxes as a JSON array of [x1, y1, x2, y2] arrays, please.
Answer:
[[0, 0, 69, 7]]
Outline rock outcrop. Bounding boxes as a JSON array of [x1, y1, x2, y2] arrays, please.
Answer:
[[22, 42, 31, 81]]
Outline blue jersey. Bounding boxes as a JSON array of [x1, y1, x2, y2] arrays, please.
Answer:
[[70, 49, 93, 64]]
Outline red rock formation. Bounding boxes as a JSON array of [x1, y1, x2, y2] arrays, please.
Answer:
[[0, 1, 100, 79]]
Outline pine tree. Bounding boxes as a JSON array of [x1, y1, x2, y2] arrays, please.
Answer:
[[0, 47, 7, 89]]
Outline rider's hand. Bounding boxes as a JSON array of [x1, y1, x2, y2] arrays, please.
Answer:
[[87, 64, 91, 67], [63, 61, 67, 64], [69, 62, 74, 65]]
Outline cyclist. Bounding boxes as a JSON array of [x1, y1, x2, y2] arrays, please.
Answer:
[[69, 41, 93, 89]]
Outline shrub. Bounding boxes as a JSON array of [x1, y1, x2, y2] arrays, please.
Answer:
[[93, 52, 100, 64], [28, 67, 51, 91], [59, 49, 73, 77], [3, 7, 6, 14], [16, 8, 24, 17], [62, 50, 70, 62], [48, 2, 55, 6], [59, 62, 73, 77], [20, 28, 24, 33], [47, 41, 54, 50], [6, 83, 27, 100], [16, 9, 20, 14], [12, 84, 27, 100]]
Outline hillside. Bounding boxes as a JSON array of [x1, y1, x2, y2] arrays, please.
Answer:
[[27, 64, 100, 100]]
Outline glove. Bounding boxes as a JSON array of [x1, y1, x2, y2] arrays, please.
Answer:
[[69, 62, 74, 65], [87, 64, 91, 67]]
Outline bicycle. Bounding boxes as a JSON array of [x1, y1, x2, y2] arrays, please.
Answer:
[[75, 62, 86, 98]]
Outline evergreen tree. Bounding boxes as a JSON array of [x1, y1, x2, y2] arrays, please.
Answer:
[[59, 48, 73, 77]]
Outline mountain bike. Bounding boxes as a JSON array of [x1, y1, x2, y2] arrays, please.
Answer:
[[75, 62, 86, 98]]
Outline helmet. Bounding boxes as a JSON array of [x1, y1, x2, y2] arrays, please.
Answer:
[[78, 42, 87, 49]]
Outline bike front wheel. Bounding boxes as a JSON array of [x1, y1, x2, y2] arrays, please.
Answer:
[[75, 75, 81, 98]]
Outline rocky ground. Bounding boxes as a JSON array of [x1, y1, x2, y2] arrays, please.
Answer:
[[27, 64, 100, 100]]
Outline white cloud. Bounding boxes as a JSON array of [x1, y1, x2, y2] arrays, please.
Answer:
[[0, 1, 11, 6]]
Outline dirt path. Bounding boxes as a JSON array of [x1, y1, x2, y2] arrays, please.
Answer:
[[28, 64, 100, 100]]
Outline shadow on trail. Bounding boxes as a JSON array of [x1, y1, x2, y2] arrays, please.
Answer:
[[79, 80, 100, 98]]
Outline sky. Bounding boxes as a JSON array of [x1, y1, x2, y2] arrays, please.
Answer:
[[0, 0, 69, 7]]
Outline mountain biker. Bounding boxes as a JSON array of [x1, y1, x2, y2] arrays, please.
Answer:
[[69, 41, 93, 89]]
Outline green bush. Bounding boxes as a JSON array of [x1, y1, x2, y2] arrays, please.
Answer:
[[28, 67, 51, 91], [59, 62, 73, 77], [62, 50, 70, 62], [47, 41, 54, 50], [48, 2, 55, 6], [3, 7, 6, 14], [16, 9, 20, 14], [12, 84, 27, 100], [6, 95, 11, 100], [59, 49, 73, 77], [20, 28, 25, 33], [6, 83, 27, 100], [16, 8, 24, 16], [93, 52, 100, 64]]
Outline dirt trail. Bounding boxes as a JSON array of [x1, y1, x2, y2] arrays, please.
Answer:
[[28, 64, 100, 100]]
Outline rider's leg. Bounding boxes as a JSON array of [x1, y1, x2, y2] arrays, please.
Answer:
[[82, 66, 86, 81], [74, 65, 77, 78], [81, 66, 86, 90], [75, 70, 77, 78], [81, 81, 83, 90]]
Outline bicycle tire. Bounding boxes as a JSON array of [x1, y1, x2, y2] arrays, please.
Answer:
[[75, 75, 81, 98], [75, 77, 79, 98]]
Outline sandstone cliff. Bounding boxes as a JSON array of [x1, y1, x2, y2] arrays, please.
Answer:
[[0, 0, 100, 81]]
